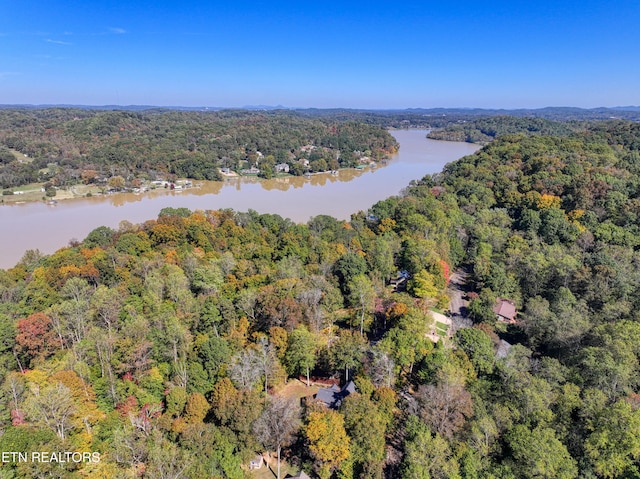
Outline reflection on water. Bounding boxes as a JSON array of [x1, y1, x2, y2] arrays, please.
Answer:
[[0, 131, 480, 268], [94, 166, 374, 207]]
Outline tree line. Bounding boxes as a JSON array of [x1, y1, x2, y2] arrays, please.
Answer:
[[426, 116, 582, 144], [0, 109, 398, 189]]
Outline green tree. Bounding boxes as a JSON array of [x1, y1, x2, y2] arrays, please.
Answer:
[[334, 253, 368, 293], [506, 425, 577, 479], [401, 415, 460, 479], [193, 334, 230, 389], [146, 431, 193, 479], [454, 328, 495, 375], [368, 234, 399, 283], [285, 325, 317, 386], [330, 330, 367, 382], [348, 274, 376, 336], [584, 399, 640, 478], [342, 394, 387, 479], [180, 423, 243, 479]]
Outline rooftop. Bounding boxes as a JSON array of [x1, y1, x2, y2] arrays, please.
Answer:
[[315, 380, 356, 409], [493, 298, 517, 322]]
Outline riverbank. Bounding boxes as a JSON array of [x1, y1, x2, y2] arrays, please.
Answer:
[[0, 179, 202, 206], [0, 131, 480, 269], [0, 163, 384, 207], [1, 183, 102, 204]]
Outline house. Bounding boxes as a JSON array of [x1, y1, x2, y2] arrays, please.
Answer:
[[493, 298, 517, 323], [390, 270, 411, 292], [276, 163, 290, 173], [249, 454, 264, 470], [315, 381, 356, 409]]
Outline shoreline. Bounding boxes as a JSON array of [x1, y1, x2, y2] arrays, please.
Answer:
[[0, 131, 480, 269], [0, 163, 388, 208]]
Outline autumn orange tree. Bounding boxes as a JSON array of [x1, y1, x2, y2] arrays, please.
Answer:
[[15, 312, 61, 368]]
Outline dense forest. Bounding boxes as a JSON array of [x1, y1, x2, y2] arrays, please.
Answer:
[[426, 117, 580, 144], [1, 117, 640, 478], [292, 106, 640, 129], [3, 106, 639, 191], [0, 109, 398, 189]]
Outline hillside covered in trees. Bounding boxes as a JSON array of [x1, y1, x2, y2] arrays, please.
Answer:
[[1, 119, 640, 478], [0, 109, 398, 190], [426, 116, 580, 144]]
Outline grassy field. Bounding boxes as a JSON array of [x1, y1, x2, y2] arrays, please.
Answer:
[[435, 320, 450, 338], [0, 183, 104, 203]]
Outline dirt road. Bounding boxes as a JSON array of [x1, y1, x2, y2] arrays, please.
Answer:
[[448, 268, 472, 330]]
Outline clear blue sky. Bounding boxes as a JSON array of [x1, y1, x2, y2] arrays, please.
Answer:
[[1, 0, 638, 109]]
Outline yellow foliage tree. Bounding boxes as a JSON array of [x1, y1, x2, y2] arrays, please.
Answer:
[[305, 409, 350, 479], [536, 194, 562, 210], [410, 269, 440, 300]]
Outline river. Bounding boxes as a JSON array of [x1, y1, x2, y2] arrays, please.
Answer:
[[0, 130, 480, 269]]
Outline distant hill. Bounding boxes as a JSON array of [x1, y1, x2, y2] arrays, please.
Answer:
[[1, 104, 639, 120], [0, 108, 398, 189], [426, 116, 581, 144]]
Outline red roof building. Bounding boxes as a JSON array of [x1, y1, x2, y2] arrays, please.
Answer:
[[493, 298, 517, 323]]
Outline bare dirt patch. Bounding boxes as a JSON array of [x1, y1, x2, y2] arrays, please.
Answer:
[[276, 379, 319, 400]]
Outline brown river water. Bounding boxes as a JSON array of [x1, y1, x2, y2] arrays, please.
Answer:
[[0, 130, 480, 269]]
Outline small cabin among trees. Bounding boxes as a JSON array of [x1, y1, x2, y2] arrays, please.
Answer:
[[493, 298, 517, 323]]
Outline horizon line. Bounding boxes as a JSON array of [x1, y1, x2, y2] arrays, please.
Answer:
[[1, 103, 639, 112]]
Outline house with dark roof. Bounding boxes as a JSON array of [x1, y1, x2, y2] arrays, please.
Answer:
[[315, 380, 356, 409], [390, 270, 410, 292], [493, 298, 517, 323]]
